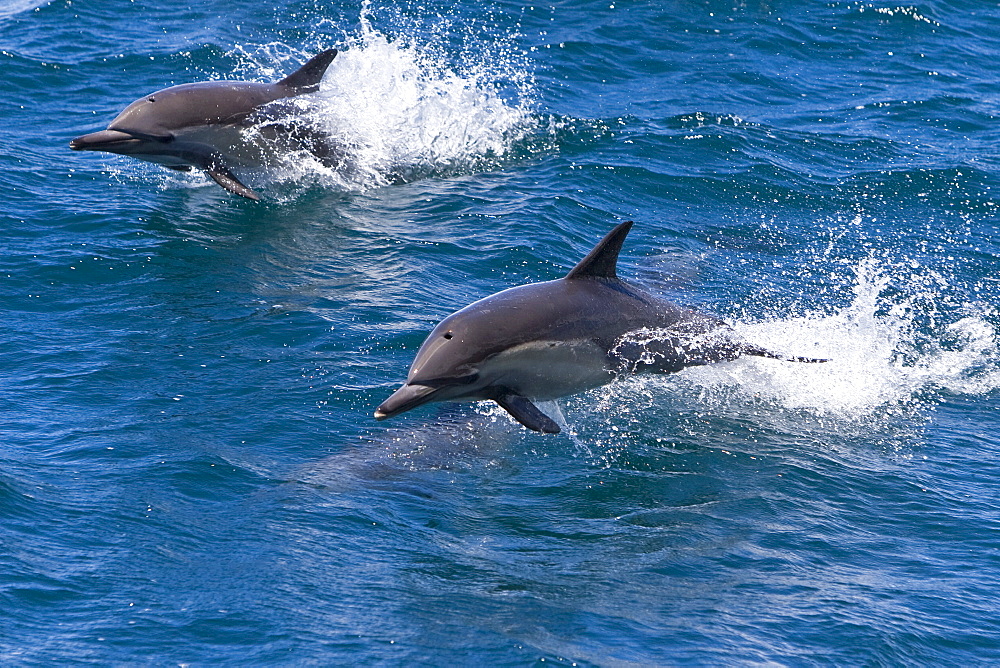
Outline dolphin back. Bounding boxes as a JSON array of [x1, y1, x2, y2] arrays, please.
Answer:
[[106, 48, 339, 136]]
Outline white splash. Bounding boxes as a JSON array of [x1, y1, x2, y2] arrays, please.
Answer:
[[126, 5, 535, 197], [0, 0, 51, 20], [556, 257, 998, 458], [667, 258, 1000, 418], [242, 4, 536, 193]]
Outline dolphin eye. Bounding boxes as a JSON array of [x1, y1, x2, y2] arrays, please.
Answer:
[[147, 96, 156, 103], [443, 332, 453, 340]]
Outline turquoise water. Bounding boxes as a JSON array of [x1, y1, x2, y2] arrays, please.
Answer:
[[4, 0, 1000, 663]]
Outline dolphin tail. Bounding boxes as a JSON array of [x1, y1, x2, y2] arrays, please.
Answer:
[[278, 48, 338, 94], [689, 340, 829, 365], [614, 334, 828, 373], [494, 394, 561, 434], [742, 345, 829, 364]]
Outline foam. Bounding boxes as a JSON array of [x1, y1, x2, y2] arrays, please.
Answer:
[[0, 0, 51, 20], [655, 258, 1000, 419], [238, 3, 536, 194]]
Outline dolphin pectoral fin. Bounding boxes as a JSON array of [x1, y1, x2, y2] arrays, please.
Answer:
[[169, 142, 262, 200], [204, 161, 261, 201], [494, 394, 561, 434]]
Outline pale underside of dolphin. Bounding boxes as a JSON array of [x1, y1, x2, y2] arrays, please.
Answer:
[[69, 48, 339, 200], [375, 221, 827, 434]]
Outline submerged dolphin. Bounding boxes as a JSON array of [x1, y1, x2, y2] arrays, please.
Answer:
[[69, 49, 339, 200], [375, 221, 826, 433]]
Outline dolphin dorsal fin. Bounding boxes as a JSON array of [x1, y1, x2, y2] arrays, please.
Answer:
[[277, 48, 338, 93], [565, 220, 634, 280]]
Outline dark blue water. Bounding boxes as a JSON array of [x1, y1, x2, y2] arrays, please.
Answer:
[[3, 0, 1000, 663]]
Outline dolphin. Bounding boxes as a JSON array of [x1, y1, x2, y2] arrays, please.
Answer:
[[375, 221, 826, 433], [69, 48, 339, 200]]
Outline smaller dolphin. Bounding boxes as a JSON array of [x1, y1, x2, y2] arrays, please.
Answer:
[[69, 49, 339, 200], [375, 221, 826, 433]]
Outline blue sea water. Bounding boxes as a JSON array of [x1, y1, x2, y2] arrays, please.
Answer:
[[3, 0, 1000, 663]]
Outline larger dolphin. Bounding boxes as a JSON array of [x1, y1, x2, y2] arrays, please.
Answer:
[[375, 221, 825, 433], [69, 49, 339, 200]]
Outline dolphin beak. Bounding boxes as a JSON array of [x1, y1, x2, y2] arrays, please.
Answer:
[[69, 129, 139, 152], [374, 384, 438, 421]]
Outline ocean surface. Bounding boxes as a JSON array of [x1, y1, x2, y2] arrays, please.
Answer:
[[3, 0, 1000, 664]]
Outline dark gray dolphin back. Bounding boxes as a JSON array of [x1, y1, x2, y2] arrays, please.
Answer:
[[107, 49, 339, 138]]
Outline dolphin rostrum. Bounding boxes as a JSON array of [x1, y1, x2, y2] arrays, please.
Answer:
[[375, 221, 826, 433], [69, 49, 339, 200]]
